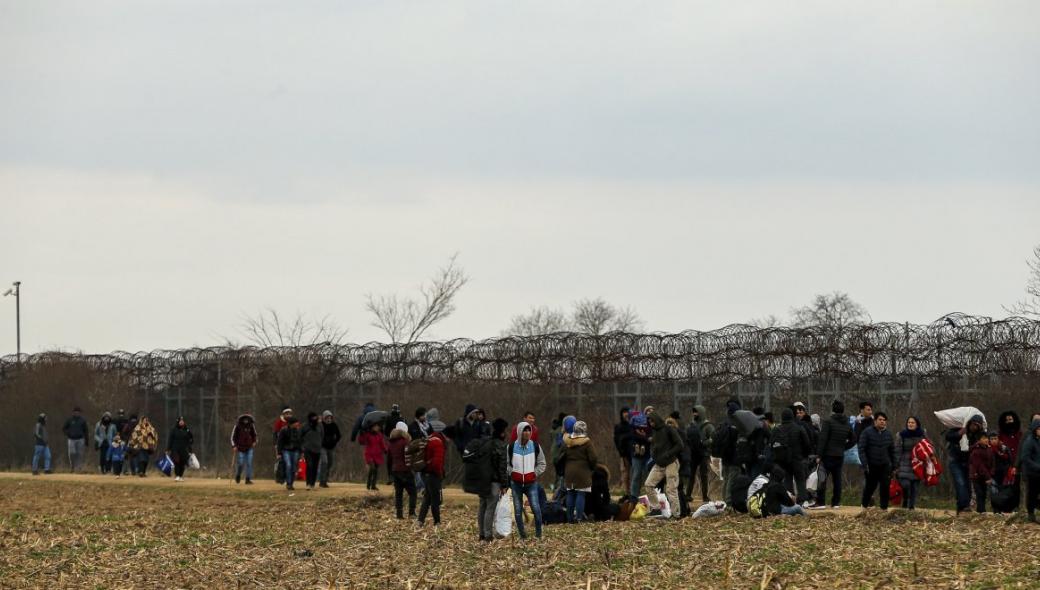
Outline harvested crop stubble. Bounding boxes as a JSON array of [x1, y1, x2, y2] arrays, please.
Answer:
[[1, 479, 1038, 589]]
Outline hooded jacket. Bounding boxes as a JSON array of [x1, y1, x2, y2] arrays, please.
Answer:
[[359, 429, 388, 465], [562, 434, 599, 490], [63, 414, 88, 440], [302, 416, 325, 454], [762, 466, 796, 517], [454, 404, 483, 453], [321, 419, 342, 450], [858, 423, 897, 468], [693, 405, 715, 449], [508, 421, 546, 484], [231, 414, 258, 452], [388, 424, 412, 473], [167, 421, 194, 458], [896, 422, 926, 482], [997, 411, 1022, 463], [613, 408, 633, 458], [769, 409, 812, 464], [818, 411, 854, 458], [1018, 420, 1040, 477], [945, 414, 985, 464], [350, 403, 376, 442], [94, 415, 116, 447], [649, 413, 684, 468]]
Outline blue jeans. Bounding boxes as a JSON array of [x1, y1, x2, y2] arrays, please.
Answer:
[[237, 449, 254, 480], [950, 461, 971, 512], [32, 445, 51, 473], [781, 504, 807, 516], [510, 481, 543, 538], [630, 457, 650, 497], [566, 490, 587, 523], [282, 450, 300, 488]]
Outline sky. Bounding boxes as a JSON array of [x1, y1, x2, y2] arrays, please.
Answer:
[[1, 1, 1038, 354]]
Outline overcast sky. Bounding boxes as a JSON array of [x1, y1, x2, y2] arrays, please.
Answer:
[[1, 1, 1038, 354]]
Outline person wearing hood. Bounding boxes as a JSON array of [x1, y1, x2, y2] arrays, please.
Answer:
[[358, 421, 388, 491], [113, 409, 129, 442], [94, 412, 117, 474], [628, 412, 651, 498], [815, 400, 854, 509], [769, 408, 812, 505], [613, 407, 633, 494], [896, 416, 927, 510], [1019, 418, 1040, 523], [32, 413, 52, 475], [858, 412, 898, 510], [791, 402, 819, 453], [562, 420, 598, 523], [691, 405, 715, 503], [388, 421, 417, 519], [107, 434, 127, 477], [301, 412, 325, 490], [945, 413, 985, 514], [417, 422, 449, 528], [454, 404, 483, 454], [272, 407, 293, 484], [129, 417, 158, 477], [644, 412, 684, 519], [476, 418, 510, 541], [63, 407, 89, 473], [998, 411, 1023, 467], [231, 413, 258, 484], [350, 402, 376, 443], [507, 421, 546, 539], [166, 416, 194, 482], [318, 410, 342, 488]]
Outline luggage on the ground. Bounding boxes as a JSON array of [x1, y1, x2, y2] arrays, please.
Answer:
[[693, 501, 726, 518]]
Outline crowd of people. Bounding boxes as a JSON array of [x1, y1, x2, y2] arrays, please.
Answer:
[[30, 398, 1040, 539]]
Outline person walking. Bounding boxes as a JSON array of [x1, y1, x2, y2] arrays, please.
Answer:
[[388, 421, 417, 519], [94, 412, 117, 474], [477, 418, 509, 540], [858, 412, 898, 510], [301, 412, 325, 491], [358, 422, 388, 491], [32, 413, 52, 475], [318, 410, 341, 488], [108, 435, 127, 477], [1019, 418, 1040, 523], [350, 402, 376, 442], [417, 423, 448, 529], [507, 421, 546, 539], [562, 420, 598, 523], [272, 407, 293, 484], [129, 417, 158, 477], [277, 417, 304, 491], [167, 416, 194, 482], [896, 416, 927, 510], [231, 413, 258, 484], [814, 400, 854, 509], [63, 407, 89, 473], [613, 407, 633, 494], [946, 413, 985, 514], [691, 405, 715, 503], [644, 412, 684, 519]]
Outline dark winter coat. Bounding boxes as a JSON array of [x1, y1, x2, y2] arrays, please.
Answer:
[[997, 411, 1023, 463], [586, 465, 614, 521], [63, 415, 88, 440], [857, 425, 897, 469], [969, 442, 995, 483], [897, 432, 925, 482], [350, 403, 375, 442], [562, 436, 598, 490], [763, 469, 795, 517], [769, 409, 812, 464], [693, 405, 715, 451], [277, 425, 304, 453], [167, 425, 194, 459], [321, 421, 342, 450], [1019, 421, 1040, 478], [454, 404, 483, 454], [301, 420, 324, 454], [648, 413, 684, 468], [818, 412, 854, 458], [613, 410, 633, 458]]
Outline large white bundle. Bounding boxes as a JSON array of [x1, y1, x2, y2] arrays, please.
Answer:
[[934, 407, 987, 431], [806, 466, 820, 492], [693, 501, 727, 518], [494, 490, 514, 538]]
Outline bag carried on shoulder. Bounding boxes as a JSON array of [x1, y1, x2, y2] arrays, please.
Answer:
[[405, 437, 429, 473]]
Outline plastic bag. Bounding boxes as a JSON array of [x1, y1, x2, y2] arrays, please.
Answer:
[[806, 466, 820, 492], [889, 479, 903, 506], [659, 496, 672, 518], [844, 447, 861, 466], [494, 490, 514, 538], [693, 501, 727, 518], [188, 453, 200, 470], [934, 407, 987, 431], [156, 454, 173, 477], [630, 503, 648, 521]]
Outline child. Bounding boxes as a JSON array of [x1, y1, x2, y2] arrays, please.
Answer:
[[108, 435, 126, 478], [969, 432, 996, 513], [359, 423, 389, 491], [990, 433, 1014, 513]]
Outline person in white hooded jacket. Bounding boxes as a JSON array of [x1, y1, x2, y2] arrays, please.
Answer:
[[507, 421, 546, 539]]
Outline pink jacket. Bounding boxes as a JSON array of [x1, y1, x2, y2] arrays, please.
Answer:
[[359, 431, 389, 466]]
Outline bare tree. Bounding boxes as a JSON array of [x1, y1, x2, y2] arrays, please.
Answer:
[[749, 314, 782, 328], [790, 291, 870, 330], [235, 308, 348, 347], [366, 253, 469, 343], [1004, 244, 1040, 319], [504, 306, 572, 336], [571, 298, 644, 334]]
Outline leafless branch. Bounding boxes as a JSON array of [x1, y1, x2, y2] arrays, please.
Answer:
[[790, 291, 870, 330], [1004, 244, 1040, 319], [503, 306, 572, 336], [365, 253, 470, 343]]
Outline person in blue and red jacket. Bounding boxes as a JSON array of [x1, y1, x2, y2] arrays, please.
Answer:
[[507, 421, 546, 539]]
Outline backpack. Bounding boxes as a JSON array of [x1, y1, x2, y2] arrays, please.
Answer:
[[685, 422, 705, 465], [747, 487, 767, 519], [770, 427, 791, 465], [462, 438, 493, 495], [405, 437, 428, 473]]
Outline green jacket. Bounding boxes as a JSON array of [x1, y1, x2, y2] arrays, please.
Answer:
[[649, 413, 684, 468], [694, 405, 715, 449]]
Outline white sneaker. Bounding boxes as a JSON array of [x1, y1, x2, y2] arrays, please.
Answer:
[[175, 476, 183, 482]]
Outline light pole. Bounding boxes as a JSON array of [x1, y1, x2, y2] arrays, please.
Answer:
[[2, 281, 19, 361]]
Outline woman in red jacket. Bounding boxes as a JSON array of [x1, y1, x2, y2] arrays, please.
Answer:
[[359, 423, 389, 491], [387, 422, 416, 519], [417, 428, 448, 528]]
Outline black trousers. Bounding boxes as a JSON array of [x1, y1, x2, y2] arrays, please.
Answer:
[[1026, 475, 1040, 515], [304, 451, 321, 487], [393, 472, 417, 518], [972, 480, 989, 513], [862, 463, 892, 509], [418, 473, 442, 525]]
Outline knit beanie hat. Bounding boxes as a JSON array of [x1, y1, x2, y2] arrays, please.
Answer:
[[492, 418, 509, 439], [571, 421, 588, 438]]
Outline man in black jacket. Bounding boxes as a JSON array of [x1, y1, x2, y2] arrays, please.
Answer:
[[63, 407, 89, 473], [769, 408, 812, 504], [318, 410, 341, 488], [815, 400, 854, 508], [713, 398, 743, 506], [643, 413, 684, 519], [613, 407, 632, 494], [858, 412, 898, 509]]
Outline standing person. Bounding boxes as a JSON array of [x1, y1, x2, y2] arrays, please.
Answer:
[[409, 407, 430, 440], [1019, 418, 1040, 523], [129, 417, 158, 477], [122, 414, 139, 475], [477, 418, 509, 540], [454, 404, 482, 456], [946, 413, 985, 514], [32, 413, 52, 475], [997, 411, 1023, 463], [231, 413, 258, 484], [853, 402, 875, 441], [350, 402, 376, 443], [166, 416, 194, 482], [507, 422, 546, 539], [969, 432, 996, 513], [94, 412, 116, 474], [815, 400, 854, 509], [613, 407, 633, 495], [791, 402, 819, 454], [896, 416, 927, 510], [112, 409, 129, 442], [277, 417, 303, 491], [769, 408, 812, 505], [691, 405, 715, 503], [301, 412, 325, 491], [510, 411, 539, 443], [272, 407, 293, 484], [359, 422, 388, 491], [712, 398, 743, 506], [858, 412, 898, 510], [62, 407, 89, 473], [388, 421, 417, 519], [629, 413, 651, 498], [550, 413, 568, 497], [382, 404, 403, 484], [644, 413, 684, 519], [417, 423, 448, 529], [318, 411, 341, 488], [562, 420, 598, 523], [669, 414, 694, 517], [108, 435, 126, 477]]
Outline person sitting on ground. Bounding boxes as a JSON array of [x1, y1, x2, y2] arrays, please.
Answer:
[[858, 411, 897, 510], [562, 420, 598, 523], [763, 465, 806, 517], [108, 435, 126, 478], [969, 431, 996, 513], [359, 422, 388, 491]]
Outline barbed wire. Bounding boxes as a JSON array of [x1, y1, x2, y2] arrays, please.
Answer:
[[1, 314, 1038, 387]]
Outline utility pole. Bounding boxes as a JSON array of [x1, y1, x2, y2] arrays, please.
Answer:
[[3, 281, 19, 362]]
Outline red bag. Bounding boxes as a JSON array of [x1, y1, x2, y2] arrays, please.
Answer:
[[910, 439, 943, 487], [296, 457, 307, 481], [889, 479, 903, 506]]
